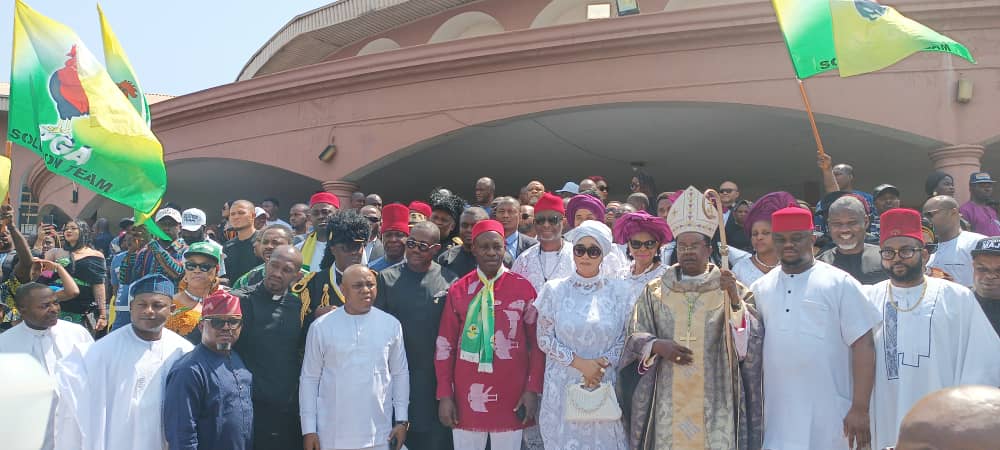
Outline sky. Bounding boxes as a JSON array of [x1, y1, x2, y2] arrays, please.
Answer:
[[1, 0, 330, 96]]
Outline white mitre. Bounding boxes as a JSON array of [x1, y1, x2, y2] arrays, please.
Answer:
[[666, 186, 720, 238]]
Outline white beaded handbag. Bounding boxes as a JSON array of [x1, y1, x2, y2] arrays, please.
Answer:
[[564, 382, 622, 423]]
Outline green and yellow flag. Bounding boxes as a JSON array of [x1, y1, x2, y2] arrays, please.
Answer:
[[7, 0, 165, 216], [97, 4, 150, 125], [829, 0, 974, 77], [772, 0, 975, 78]]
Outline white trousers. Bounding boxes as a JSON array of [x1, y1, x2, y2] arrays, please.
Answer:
[[453, 429, 523, 450]]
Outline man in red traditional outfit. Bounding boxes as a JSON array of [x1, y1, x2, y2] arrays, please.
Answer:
[[434, 220, 544, 450]]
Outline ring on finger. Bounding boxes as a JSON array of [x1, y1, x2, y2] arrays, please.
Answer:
[[675, 356, 681, 362]]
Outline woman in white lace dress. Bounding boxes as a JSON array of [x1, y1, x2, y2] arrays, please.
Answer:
[[612, 211, 672, 302], [534, 220, 630, 450]]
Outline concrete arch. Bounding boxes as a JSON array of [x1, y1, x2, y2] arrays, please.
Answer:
[[532, 0, 606, 28], [346, 101, 945, 206], [428, 11, 505, 44], [356, 38, 401, 57]]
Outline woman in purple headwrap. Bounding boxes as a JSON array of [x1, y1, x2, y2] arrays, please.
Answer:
[[567, 194, 606, 230], [613, 211, 672, 300], [731, 191, 796, 285]]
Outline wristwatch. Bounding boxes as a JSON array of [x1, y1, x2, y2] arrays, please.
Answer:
[[394, 420, 410, 430]]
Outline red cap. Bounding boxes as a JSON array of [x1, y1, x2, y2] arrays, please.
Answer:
[[309, 192, 341, 209], [880, 208, 924, 245], [381, 204, 410, 235], [202, 291, 242, 317], [771, 203, 813, 233], [471, 219, 505, 242], [534, 192, 565, 215], [408, 201, 432, 219]]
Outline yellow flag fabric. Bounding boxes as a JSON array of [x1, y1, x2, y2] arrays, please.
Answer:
[[0, 156, 11, 203], [830, 0, 975, 77]]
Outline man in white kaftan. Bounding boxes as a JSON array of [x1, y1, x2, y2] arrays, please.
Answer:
[[78, 274, 193, 450], [866, 209, 1000, 450], [300, 265, 410, 450]]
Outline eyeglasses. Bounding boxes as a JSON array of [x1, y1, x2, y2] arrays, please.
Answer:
[[676, 243, 708, 254], [521, 213, 532, 220], [573, 245, 603, 258], [629, 239, 659, 250], [535, 215, 562, 226], [405, 239, 439, 252], [879, 247, 924, 260], [365, 216, 381, 223], [719, 188, 736, 194], [206, 317, 242, 329], [185, 261, 215, 272]]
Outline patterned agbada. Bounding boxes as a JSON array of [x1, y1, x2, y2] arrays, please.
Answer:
[[621, 265, 764, 450], [434, 269, 544, 432]]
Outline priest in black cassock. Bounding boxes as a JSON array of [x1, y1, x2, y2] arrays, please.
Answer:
[[375, 220, 458, 450], [232, 245, 305, 450]]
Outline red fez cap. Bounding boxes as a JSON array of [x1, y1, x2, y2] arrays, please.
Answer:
[[310, 192, 340, 209], [771, 203, 813, 233], [381, 204, 410, 235], [879, 208, 924, 245], [408, 201, 432, 219], [202, 290, 241, 317], [472, 219, 505, 242], [534, 192, 565, 215]]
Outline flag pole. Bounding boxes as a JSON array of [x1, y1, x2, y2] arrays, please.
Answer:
[[797, 79, 827, 156], [4, 141, 12, 205]]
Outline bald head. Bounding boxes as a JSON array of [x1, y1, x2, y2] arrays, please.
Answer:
[[341, 264, 377, 314], [924, 195, 959, 211], [269, 245, 302, 269], [833, 163, 855, 190], [410, 221, 440, 243], [896, 385, 1000, 450]]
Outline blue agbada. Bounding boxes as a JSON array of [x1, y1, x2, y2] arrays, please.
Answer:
[[164, 344, 254, 450]]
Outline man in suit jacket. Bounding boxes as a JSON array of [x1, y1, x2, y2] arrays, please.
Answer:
[[493, 196, 538, 264]]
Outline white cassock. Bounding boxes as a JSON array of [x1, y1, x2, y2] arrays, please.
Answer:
[[300, 307, 409, 450], [926, 230, 986, 288], [78, 326, 193, 450], [866, 277, 1000, 450], [512, 241, 627, 292], [0, 320, 93, 450], [750, 261, 881, 450]]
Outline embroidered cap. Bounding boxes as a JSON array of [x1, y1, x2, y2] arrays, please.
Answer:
[[129, 274, 175, 303], [666, 186, 719, 238], [771, 203, 813, 233], [972, 237, 1000, 257], [879, 208, 923, 245], [202, 291, 242, 317]]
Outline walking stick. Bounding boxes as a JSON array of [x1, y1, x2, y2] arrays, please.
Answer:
[[704, 189, 743, 447]]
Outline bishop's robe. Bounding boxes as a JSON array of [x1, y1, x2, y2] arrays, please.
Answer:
[[621, 265, 764, 450]]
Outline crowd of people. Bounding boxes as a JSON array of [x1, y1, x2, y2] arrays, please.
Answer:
[[1, 157, 1000, 450]]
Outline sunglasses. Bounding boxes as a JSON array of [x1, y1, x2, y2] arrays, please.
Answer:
[[535, 215, 562, 226], [405, 239, 439, 252], [365, 216, 381, 223], [335, 242, 365, 252], [573, 244, 603, 258], [629, 239, 659, 250], [719, 188, 736, 194], [923, 209, 948, 219], [206, 317, 242, 329], [597, 185, 608, 192], [185, 261, 215, 272], [521, 213, 532, 220]]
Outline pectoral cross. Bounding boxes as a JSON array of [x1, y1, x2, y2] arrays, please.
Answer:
[[678, 292, 701, 344]]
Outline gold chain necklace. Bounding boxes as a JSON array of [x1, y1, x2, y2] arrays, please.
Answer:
[[887, 279, 928, 312]]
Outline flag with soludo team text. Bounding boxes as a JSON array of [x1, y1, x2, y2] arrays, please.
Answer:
[[772, 0, 975, 78], [7, 0, 165, 215]]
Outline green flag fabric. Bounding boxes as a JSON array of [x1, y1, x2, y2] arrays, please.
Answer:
[[7, 0, 166, 217]]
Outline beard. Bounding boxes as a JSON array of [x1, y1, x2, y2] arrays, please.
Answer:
[[887, 261, 924, 284], [216, 342, 233, 351]]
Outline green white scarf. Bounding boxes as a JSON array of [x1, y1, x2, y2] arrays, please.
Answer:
[[460, 268, 505, 373]]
